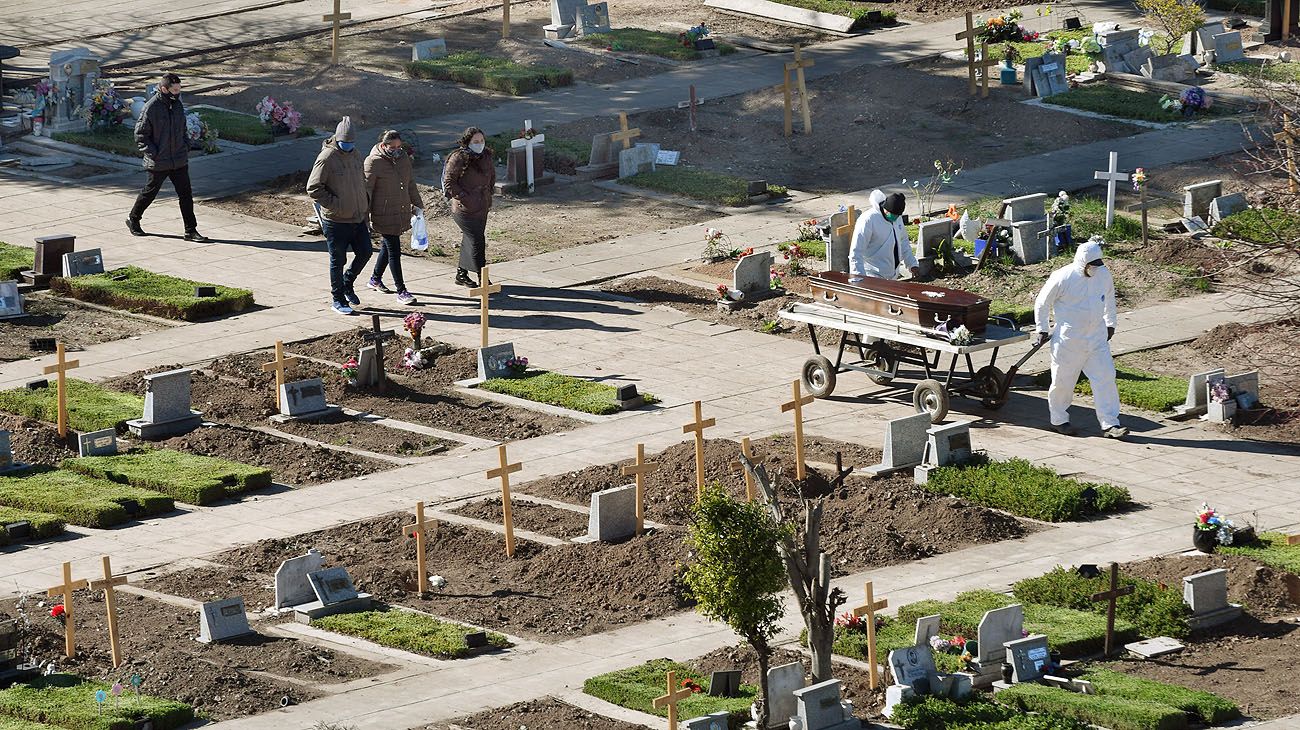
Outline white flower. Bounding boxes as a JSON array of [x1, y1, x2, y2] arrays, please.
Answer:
[[429, 575, 447, 589]]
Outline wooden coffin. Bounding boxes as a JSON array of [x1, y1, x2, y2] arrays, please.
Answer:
[[809, 271, 991, 334]]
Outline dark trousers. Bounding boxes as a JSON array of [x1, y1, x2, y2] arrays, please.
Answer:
[[371, 233, 406, 291], [322, 219, 372, 304], [129, 166, 197, 231], [452, 211, 487, 274]]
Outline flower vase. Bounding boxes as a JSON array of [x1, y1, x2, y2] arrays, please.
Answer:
[[347, 377, 358, 387], [1000, 60, 1017, 85], [271, 121, 291, 137], [1207, 400, 1236, 423], [33, 119, 43, 136], [1192, 526, 1218, 553]]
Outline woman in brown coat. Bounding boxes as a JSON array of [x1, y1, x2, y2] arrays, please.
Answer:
[[365, 130, 425, 305], [442, 126, 496, 287]]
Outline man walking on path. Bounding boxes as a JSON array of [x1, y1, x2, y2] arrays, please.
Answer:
[[126, 73, 208, 242], [308, 116, 371, 315]]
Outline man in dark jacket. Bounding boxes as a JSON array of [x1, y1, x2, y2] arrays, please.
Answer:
[[126, 73, 208, 242], [307, 116, 371, 315]]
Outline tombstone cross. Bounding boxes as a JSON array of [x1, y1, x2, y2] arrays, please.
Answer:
[[956, 12, 979, 96], [510, 120, 546, 193], [403, 501, 438, 593], [1276, 114, 1298, 195], [1089, 562, 1135, 657], [729, 436, 766, 502], [41, 342, 80, 438], [322, 0, 352, 65], [261, 341, 302, 411], [469, 266, 503, 348], [88, 555, 128, 668], [502, 0, 511, 38], [363, 315, 396, 390], [974, 42, 1000, 98], [780, 379, 815, 481], [652, 669, 696, 730], [783, 44, 815, 137], [682, 400, 717, 499], [611, 112, 642, 150], [620, 443, 660, 535], [834, 206, 858, 243], [1094, 152, 1128, 228], [678, 84, 702, 132], [46, 561, 89, 658], [850, 581, 888, 689], [486, 444, 523, 557]]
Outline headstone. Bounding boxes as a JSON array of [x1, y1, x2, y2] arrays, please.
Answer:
[[127, 368, 203, 438], [791, 679, 856, 730], [275, 549, 325, 610], [914, 420, 973, 484], [1031, 54, 1068, 97], [0, 281, 23, 319], [1174, 368, 1226, 416], [708, 669, 741, 697], [1001, 194, 1049, 223], [916, 219, 955, 261], [575, 2, 611, 34], [505, 143, 547, 187], [888, 645, 939, 694], [765, 661, 805, 729], [587, 132, 617, 166], [1125, 636, 1185, 658], [25, 234, 75, 286], [45, 49, 101, 134], [1183, 22, 1221, 57], [550, 0, 588, 29], [60, 249, 104, 278], [914, 614, 941, 647], [583, 484, 637, 542], [277, 378, 339, 420], [733, 251, 774, 297], [1182, 568, 1242, 630], [1207, 193, 1248, 224], [618, 143, 659, 179], [196, 597, 255, 643], [1122, 46, 1155, 74], [0, 431, 29, 474], [1098, 28, 1141, 72], [1143, 54, 1192, 82], [77, 428, 118, 457], [356, 345, 379, 387], [683, 712, 731, 730], [1010, 220, 1050, 265], [655, 149, 680, 166], [1022, 55, 1043, 96], [0, 619, 20, 673], [1004, 634, 1050, 683], [410, 38, 448, 61], [1183, 180, 1223, 220], [975, 604, 1024, 666], [543, 23, 575, 40], [827, 208, 855, 273], [476, 342, 517, 381], [308, 566, 361, 605], [865, 412, 932, 476]]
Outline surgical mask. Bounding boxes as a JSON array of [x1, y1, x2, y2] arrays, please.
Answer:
[[884, 212, 899, 223], [337, 141, 354, 152], [383, 145, 402, 158], [469, 142, 486, 154]]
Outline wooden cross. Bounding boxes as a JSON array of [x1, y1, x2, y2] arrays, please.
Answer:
[[611, 112, 641, 150], [955, 12, 979, 96], [973, 42, 999, 99], [404, 502, 439, 593], [502, 0, 510, 38], [677, 85, 705, 132], [486, 444, 522, 557], [620, 443, 659, 535], [834, 206, 858, 243], [363, 314, 396, 390], [780, 380, 814, 481], [975, 216, 1015, 270], [469, 266, 502, 349], [681, 400, 716, 499], [46, 561, 88, 658], [729, 437, 765, 502], [783, 44, 815, 137], [261, 341, 301, 411], [851, 581, 888, 689], [322, 0, 352, 65], [1275, 114, 1297, 195], [1136, 183, 1150, 247], [1090, 562, 1134, 657], [1284, 0, 1293, 43], [510, 119, 546, 193], [88, 555, 128, 668], [1094, 151, 1128, 229], [41, 342, 79, 438], [652, 669, 695, 730]]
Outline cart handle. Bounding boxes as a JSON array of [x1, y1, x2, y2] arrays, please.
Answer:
[[887, 304, 902, 316], [821, 291, 837, 303]]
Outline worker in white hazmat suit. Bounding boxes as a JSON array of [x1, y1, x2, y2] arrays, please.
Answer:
[[849, 190, 920, 279], [1033, 235, 1128, 438]]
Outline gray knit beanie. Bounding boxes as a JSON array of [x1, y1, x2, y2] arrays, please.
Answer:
[[334, 116, 355, 142]]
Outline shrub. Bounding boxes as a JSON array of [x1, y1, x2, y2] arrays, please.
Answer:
[[51, 266, 254, 321], [63, 450, 271, 505], [0, 673, 194, 730], [406, 53, 573, 96], [314, 609, 511, 659], [1211, 207, 1300, 244], [995, 682, 1187, 730], [1220, 531, 1300, 573], [1013, 567, 1191, 639], [0, 469, 173, 528], [584, 659, 756, 721], [1079, 669, 1240, 724], [0, 242, 34, 281], [922, 456, 1130, 522], [893, 695, 1092, 729], [0, 506, 66, 543], [0, 379, 143, 433]]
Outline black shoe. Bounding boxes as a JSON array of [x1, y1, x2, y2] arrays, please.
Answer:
[[126, 218, 145, 236], [1051, 422, 1078, 437], [183, 229, 210, 243], [455, 269, 478, 287]]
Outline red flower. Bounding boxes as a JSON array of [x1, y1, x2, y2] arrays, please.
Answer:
[[50, 605, 65, 618]]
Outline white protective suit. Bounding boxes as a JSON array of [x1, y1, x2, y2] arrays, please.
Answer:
[[1033, 238, 1121, 429], [849, 189, 919, 279]]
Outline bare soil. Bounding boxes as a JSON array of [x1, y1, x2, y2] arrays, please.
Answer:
[[1119, 553, 1298, 619], [422, 697, 647, 730], [449, 497, 591, 540], [0, 296, 166, 363], [693, 645, 885, 721], [0, 593, 393, 722], [0, 414, 77, 467], [154, 424, 392, 485]]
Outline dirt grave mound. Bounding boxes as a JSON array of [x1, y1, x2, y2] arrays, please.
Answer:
[[450, 498, 590, 540], [0, 414, 77, 466], [157, 424, 391, 485], [1120, 553, 1298, 618], [423, 697, 647, 730]]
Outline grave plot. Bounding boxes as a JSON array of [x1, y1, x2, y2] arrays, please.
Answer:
[[448, 497, 590, 539], [51, 265, 254, 322], [422, 697, 648, 730], [0, 294, 167, 363]]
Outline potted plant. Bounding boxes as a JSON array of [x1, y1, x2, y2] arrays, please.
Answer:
[[1207, 378, 1236, 423], [681, 23, 715, 51], [1193, 503, 1234, 552], [255, 95, 304, 137], [339, 357, 359, 386], [505, 355, 529, 377]]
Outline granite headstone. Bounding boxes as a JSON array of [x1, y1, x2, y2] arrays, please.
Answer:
[[77, 428, 118, 457], [61, 248, 104, 277], [411, 38, 448, 61], [733, 251, 774, 297], [197, 597, 255, 643], [274, 548, 325, 609], [584, 484, 637, 542], [866, 412, 932, 476], [476, 342, 517, 381], [128, 368, 203, 438]]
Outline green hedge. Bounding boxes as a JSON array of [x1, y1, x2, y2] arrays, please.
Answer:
[[0, 506, 66, 544], [51, 266, 254, 321], [893, 696, 1092, 730], [1079, 669, 1240, 724], [1013, 567, 1190, 639], [1220, 531, 1300, 573], [922, 456, 1130, 522], [406, 52, 573, 96], [584, 659, 756, 720], [63, 450, 271, 505], [0, 469, 173, 528], [0, 380, 143, 433], [995, 682, 1188, 730], [0, 674, 193, 730], [0, 242, 34, 281], [478, 371, 654, 415], [314, 609, 511, 658], [1211, 207, 1300, 244]]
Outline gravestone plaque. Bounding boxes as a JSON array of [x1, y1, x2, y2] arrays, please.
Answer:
[[576, 2, 611, 34], [550, 0, 588, 28], [791, 679, 856, 730], [766, 661, 805, 729], [197, 597, 255, 643], [308, 567, 360, 605], [1182, 22, 1221, 56], [927, 421, 971, 465], [1214, 31, 1244, 62], [1098, 28, 1141, 72], [476, 341, 517, 381], [505, 143, 548, 187], [1004, 634, 1050, 683], [279, 378, 335, 418], [1031, 54, 1068, 97], [916, 219, 955, 261], [1143, 53, 1192, 82], [1122, 46, 1155, 74], [356, 345, 379, 387], [584, 484, 637, 542], [1208, 193, 1247, 224], [683, 712, 731, 730], [128, 368, 203, 438], [0, 431, 27, 474], [733, 251, 774, 296], [587, 132, 617, 166], [61, 249, 104, 278], [708, 669, 741, 697], [1022, 55, 1043, 95], [1125, 636, 1185, 658], [975, 603, 1024, 665], [866, 412, 932, 476], [1183, 568, 1242, 629], [655, 149, 680, 166], [77, 428, 118, 457], [914, 614, 941, 647], [827, 208, 855, 273], [1183, 180, 1222, 220], [275, 548, 325, 609], [411, 38, 448, 61], [0, 281, 23, 319], [618, 143, 659, 179], [1001, 194, 1048, 223], [888, 645, 939, 692]]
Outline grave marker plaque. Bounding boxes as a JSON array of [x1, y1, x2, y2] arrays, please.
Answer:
[[0, 281, 23, 319], [197, 597, 255, 643], [60, 248, 104, 278], [78, 428, 118, 457]]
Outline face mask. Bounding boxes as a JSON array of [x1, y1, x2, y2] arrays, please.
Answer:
[[383, 145, 402, 158], [884, 212, 899, 223], [469, 142, 486, 154], [337, 141, 354, 152]]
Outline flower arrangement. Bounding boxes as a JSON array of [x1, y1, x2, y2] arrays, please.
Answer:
[[77, 79, 132, 128], [679, 23, 711, 48], [255, 96, 303, 135], [1081, 37, 1103, 55], [49, 604, 66, 625], [340, 357, 359, 381], [727, 246, 755, 260], [1043, 37, 1082, 55], [716, 283, 730, 300], [835, 611, 884, 634], [796, 218, 822, 242], [977, 10, 1032, 43], [1209, 378, 1232, 404], [1049, 191, 1071, 228], [1160, 87, 1211, 117], [702, 227, 731, 261], [400, 347, 428, 370], [679, 677, 705, 694], [770, 267, 784, 290], [929, 634, 975, 666], [784, 243, 811, 276], [185, 111, 219, 153], [949, 324, 973, 346], [1131, 167, 1147, 192], [505, 356, 529, 376], [403, 312, 426, 348], [1196, 503, 1235, 545], [519, 126, 539, 140]]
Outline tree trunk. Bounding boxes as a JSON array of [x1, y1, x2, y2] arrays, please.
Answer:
[[808, 614, 835, 684], [755, 640, 772, 729]]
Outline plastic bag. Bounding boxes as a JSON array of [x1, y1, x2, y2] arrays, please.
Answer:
[[410, 210, 429, 251]]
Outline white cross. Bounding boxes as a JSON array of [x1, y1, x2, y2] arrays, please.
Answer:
[[510, 119, 545, 193], [1093, 151, 1128, 229]]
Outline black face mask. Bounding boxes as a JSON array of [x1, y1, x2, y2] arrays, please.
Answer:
[[161, 90, 179, 102]]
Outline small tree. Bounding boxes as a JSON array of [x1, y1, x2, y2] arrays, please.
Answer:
[[1136, 0, 1206, 56], [684, 486, 789, 729]]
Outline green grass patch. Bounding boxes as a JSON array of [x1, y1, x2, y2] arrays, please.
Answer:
[[923, 456, 1130, 522], [0, 469, 173, 528], [63, 450, 271, 505], [1220, 531, 1300, 573], [0, 379, 143, 433], [1082, 364, 1187, 412], [478, 371, 654, 415], [481, 131, 591, 175], [1069, 196, 1142, 244], [0, 506, 66, 544], [991, 299, 1035, 325], [407, 52, 573, 96], [622, 167, 784, 206], [51, 265, 254, 321], [1218, 59, 1300, 82], [978, 29, 1093, 74], [584, 659, 756, 721], [995, 682, 1188, 730], [893, 696, 1092, 730], [51, 125, 140, 157], [1044, 85, 1231, 124], [194, 108, 270, 145], [0, 717, 57, 730], [0, 241, 34, 281], [777, 239, 826, 261], [314, 608, 511, 658], [1013, 567, 1190, 639], [770, 0, 896, 30], [1079, 669, 1239, 724], [1211, 207, 1300, 244], [0, 674, 193, 730], [578, 28, 736, 60]]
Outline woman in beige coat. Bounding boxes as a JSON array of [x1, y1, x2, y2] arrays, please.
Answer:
[[365, 130, 425, 305]]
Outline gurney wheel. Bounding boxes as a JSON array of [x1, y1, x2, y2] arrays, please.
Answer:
[[913, 379, 950, 424], [864, 344, 895, 386], [801, 355, 837, 398], [975, 365, 1009, 409]]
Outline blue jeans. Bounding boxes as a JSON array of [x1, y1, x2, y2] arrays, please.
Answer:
[[322, 219, 372, 304], [371, 233, 406, 291]]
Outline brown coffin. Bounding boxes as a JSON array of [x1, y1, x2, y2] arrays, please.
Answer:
[[809, 271, 991, 334]]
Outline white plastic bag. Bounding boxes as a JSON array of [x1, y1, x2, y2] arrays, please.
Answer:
[[410, 210, 429, 251]]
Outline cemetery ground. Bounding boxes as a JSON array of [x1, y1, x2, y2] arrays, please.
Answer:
[[0, 293, 166, 363]]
